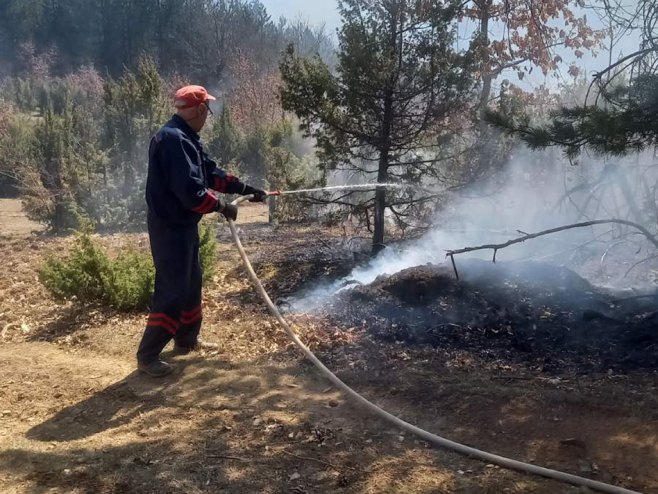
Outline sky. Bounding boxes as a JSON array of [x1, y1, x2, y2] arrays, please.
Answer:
[[260, 0, 643, 90], [260, 0, 342, 34]]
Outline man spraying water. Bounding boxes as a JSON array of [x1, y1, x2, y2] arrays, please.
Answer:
[[136, 85, 267, 377]]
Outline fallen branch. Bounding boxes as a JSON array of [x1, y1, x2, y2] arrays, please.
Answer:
[[206, 454, 249, 461], [445, 219, 658, 280]]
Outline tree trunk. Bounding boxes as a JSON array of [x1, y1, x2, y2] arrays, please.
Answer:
[[372, 85, 394, 255], [372, 2, 400, 256], [372, 154, 389, 255]]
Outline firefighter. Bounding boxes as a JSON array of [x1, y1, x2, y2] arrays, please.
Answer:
[[137, 85, 266, 377]]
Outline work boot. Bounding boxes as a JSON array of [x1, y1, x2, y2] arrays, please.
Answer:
[[138, 359, 174, 377], [172, 339, 219, 356]]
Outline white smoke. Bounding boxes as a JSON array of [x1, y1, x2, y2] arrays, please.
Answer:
[[288, 145, 658, 312]]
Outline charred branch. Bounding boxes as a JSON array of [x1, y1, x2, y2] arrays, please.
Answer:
[[446, 219, 658, 279]]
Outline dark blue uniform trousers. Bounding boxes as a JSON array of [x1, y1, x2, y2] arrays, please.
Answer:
[[137, 218, 203, 364]]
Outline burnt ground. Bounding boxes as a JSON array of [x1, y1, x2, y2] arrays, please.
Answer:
[[320, 260, 658, 373], [0, 199, 657, 494]]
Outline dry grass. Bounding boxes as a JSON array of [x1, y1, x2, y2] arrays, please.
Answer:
[[0, 199, 656, 494]]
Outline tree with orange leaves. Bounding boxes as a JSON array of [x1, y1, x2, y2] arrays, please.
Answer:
[[461, 0, 604, 180], [486, 0, 658, 159], [464, 0, 604, 115]]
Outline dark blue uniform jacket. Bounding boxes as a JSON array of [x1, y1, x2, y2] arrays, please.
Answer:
[[146, 114, 246, 226]]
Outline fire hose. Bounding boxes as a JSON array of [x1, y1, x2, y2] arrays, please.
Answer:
[[228, 194, 642, 494]]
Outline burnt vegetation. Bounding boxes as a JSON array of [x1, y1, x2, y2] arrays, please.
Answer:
[[0, 0, 655, 372], [321, 260, 658, 372], [1, 1, 658, 492]]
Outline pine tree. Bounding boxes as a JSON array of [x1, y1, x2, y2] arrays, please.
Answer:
[[280, 0, 473, 254], [487, 73, 658, 159]]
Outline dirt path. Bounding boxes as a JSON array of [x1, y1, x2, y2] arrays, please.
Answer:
[[2, 340, 656, 494], [0, 200, 656, 493]]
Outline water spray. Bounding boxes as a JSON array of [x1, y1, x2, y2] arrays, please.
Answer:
[[269, 182, 437, 196], [226, 192, 640, 494]]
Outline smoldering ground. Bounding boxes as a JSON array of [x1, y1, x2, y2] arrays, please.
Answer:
[[282, 145, 658, 371]]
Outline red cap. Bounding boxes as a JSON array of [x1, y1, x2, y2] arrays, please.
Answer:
[[174, 85, 216, 109]]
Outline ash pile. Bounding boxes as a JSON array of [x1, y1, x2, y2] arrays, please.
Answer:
[[318, 259, 658, 372]]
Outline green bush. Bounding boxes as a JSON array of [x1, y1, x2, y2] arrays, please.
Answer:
[[39, 231, 112, 304], [199, 220, 217, 285], [102, 247, 155, 311], [39, 231, 154, 311], [39, 222, 217, 311]]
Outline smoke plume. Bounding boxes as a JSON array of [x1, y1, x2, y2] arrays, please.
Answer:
[[288, 145, 658, 312]]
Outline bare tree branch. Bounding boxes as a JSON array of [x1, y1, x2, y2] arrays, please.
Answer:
[[446, 219, 658, 279]]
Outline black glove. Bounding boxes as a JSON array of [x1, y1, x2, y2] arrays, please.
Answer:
[[217, 201, 238, 221], [243, 185, 268, 203]]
